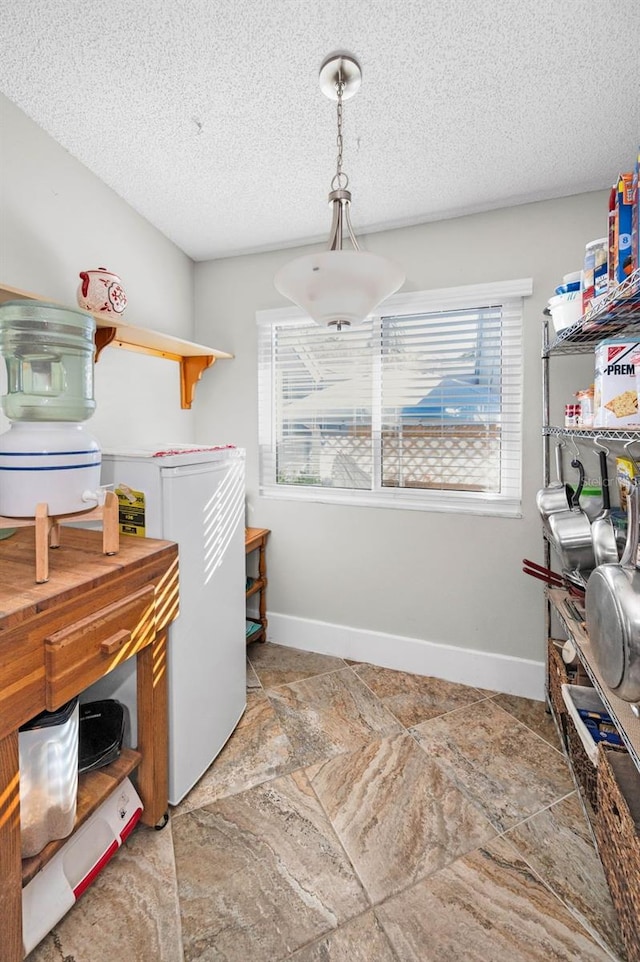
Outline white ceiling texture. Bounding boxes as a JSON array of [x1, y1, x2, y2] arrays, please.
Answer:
[[1, 0, 639, 261]]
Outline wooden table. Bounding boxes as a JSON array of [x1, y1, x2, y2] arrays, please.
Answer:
[[0, 528, 179, 961]]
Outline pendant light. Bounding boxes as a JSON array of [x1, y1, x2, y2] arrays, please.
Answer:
[[274, 53, 405, 331]]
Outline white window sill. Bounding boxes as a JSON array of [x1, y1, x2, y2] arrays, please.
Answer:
[[260, 483, 522, 518]]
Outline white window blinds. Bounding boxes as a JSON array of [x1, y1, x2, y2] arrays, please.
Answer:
[[258, 280, 529, 516]]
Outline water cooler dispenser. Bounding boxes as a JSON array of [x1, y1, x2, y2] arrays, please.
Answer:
[[0, 300, 102, 517]]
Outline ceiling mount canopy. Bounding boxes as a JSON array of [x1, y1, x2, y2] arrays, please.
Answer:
[[274, 52, 405, 332]]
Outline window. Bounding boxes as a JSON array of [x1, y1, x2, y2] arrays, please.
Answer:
[[258, 279, 531, 516]]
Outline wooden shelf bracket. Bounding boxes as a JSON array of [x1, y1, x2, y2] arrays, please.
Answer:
[[94, 326, 117, 361], [180, 355, 215, 409]]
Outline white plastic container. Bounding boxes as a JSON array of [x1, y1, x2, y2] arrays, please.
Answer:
[[19, 698, 79, 859], [0, 421, 101, 517], [548, 291, 582, 332]]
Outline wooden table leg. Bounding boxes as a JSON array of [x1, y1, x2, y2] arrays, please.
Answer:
[[135, 628, 169, 826], [35, 503, 50, 584], [257, 540, 268, 641], [0, 731, 23, 962], [49, 521, 61, 549], [102, 491, 119, 556]]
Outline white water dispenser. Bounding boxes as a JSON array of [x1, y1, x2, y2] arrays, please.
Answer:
[[0, 300, 102, 517]]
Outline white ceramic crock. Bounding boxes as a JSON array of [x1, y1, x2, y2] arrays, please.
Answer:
[[77, 268, 127, 315], [0, 422, 102, 517]]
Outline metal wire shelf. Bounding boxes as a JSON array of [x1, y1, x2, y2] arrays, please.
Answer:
[[543, 425, 640, 443], [543, 267, 640, 357]]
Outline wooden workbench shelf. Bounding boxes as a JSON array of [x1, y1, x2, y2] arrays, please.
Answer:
[[0, 282, 233, 409], [0, 528, 179, 962], [21, 747, 141, 888]]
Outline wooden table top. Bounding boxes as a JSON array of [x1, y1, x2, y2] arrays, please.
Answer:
[[245, 527, 270, 553], [0, 528, 177, 626]]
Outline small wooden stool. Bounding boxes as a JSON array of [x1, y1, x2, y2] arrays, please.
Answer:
[[0, 490, 119, 583]]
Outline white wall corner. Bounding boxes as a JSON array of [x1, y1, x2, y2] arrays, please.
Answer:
[[265, 612, 545, 701]]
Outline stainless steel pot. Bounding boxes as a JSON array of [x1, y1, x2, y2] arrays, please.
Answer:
[[585, 478, 640, 702], [591, 449, 618, 566], [536, 442, 572, 523], [547, 458, 595, 574]]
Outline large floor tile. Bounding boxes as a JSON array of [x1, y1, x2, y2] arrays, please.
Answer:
[[248, 641, 347, 689], [376, 836, 614, 962], [308, 732, 496, 903], [246, 658, 261, 689], [286, 911, 399, 962], [173, 769, 368, 962], [171, 691, 299, 815], [491, 692, 561, 749], [267, 668, 403, 768], [26, 821, 183, 962], [353, 663, 486, 727], [411, 699, 573, 831], [505, 793, 625, 960]]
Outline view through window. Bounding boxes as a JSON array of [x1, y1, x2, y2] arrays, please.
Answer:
[[258, 281, 530, 516]]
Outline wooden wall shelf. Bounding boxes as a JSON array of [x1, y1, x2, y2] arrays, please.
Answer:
[[0, 283, 233, 409]]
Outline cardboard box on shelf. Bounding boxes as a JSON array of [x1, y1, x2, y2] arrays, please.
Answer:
[[632, 150, 640, 275], [614, 172, 634, 285], [616, 456, 636, 512], [594, 339, 640, 428]]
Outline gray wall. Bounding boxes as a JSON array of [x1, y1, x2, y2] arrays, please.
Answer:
[[0, 94, 198, 448], [193, 194, 603, 667]]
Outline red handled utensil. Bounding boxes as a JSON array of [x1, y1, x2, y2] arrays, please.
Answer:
[[522, 558, 585, 596]]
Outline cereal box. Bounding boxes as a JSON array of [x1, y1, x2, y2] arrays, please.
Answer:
[[594, 339, 640, 427], [632, 149, 639, 275], [614, 172, 634, 284]]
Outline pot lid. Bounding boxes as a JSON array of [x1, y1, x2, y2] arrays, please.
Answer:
[[585, 569, 628, 690]]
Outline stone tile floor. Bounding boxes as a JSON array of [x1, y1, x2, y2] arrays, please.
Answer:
[[27, 643, 626, 962]]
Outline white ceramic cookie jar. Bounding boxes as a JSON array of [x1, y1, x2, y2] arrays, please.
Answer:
[[77, 268, 128, 315]]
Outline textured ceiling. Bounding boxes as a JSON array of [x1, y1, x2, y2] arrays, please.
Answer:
[[1, 0, 639, 261]]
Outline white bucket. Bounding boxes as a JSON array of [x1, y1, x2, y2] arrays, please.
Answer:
[[0, 422, 101, 517], [548, 291, 582, 333]]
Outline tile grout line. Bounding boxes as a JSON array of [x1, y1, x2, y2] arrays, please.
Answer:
[[277, 904, 403, 962], [253, 661, 354, 692], [487, 696, 569, 756], [348, 665, 496, 730], [497, 824, 625, 962]]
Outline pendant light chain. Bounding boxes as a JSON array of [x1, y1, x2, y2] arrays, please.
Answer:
[[273, 53, 404, 330], [332, 78, 348, 191]]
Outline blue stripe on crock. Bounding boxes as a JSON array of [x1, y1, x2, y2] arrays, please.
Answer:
[[0, 462, 102, 472], [0, 449, 99, 456]]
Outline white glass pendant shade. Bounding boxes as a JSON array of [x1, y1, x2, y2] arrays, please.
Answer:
[[274, 250, 405, 328]]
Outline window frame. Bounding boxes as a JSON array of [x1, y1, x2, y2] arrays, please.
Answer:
[[257, 278, 532, 518]]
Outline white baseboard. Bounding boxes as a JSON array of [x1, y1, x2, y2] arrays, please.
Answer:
[[265, 612, 545, 701]]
